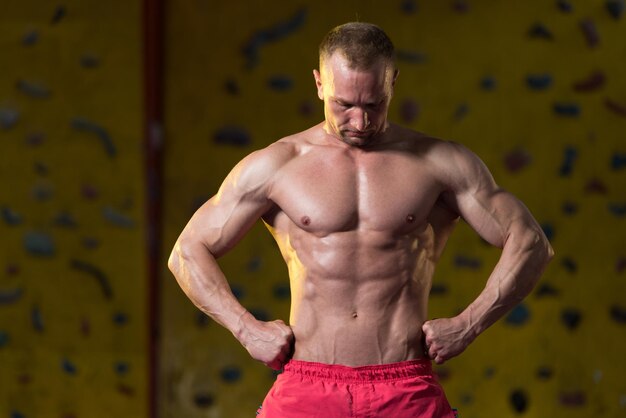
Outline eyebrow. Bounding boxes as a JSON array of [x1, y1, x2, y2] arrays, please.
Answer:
[[332, 96, 384, 106]]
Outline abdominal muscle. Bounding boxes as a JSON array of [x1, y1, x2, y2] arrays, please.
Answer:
[[280, 228, 435, 367]]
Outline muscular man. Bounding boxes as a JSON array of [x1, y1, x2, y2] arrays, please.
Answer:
[[168, 22, 554, 417]]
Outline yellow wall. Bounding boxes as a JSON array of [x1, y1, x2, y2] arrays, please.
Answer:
[[159, 1, 626, 417], [0, 1, 148, 417]]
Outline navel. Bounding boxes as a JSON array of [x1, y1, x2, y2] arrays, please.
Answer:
[[406, 214, 415, 223], [301, 216, 311, 226], [351, 311, 358, 319]]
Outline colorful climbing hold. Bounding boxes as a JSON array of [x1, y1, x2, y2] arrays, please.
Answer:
[[452, 0, 469, 13], [454, 255, 482, 269], [80, 53, 100, 69], [562, 201, 578, 215], [0, 107, 20, 129], [54, 211, 78, 228], [71, 117, 117, 157], [608, 203, 626, 217], [224, 78, 239, 95], [528, 22, 553, 40], [561, 308, 582, 330], [24, 231, 55, 256], [540, 223, 554, 241], [242, 8, 307, 69], [510, 389, 529, 413], [51, 5, 67, 24], [579, 19, 600, 48], [557, 0, 573, 13], [559, 390, 586, 407], [526, 73, 552, 90], [606, 0, 625, 19], [16, 79, 52, 99], [220, 365, 242, 383], [400, 0, 418, 14], [610, 305, 626, 324], [61, 358, 78, 375], [250, 308, 270, 321], [605, 98, 626, 117], [2, 206, 23, 225], [504, 148, 532, 173], [0, 330, 10, 348], [535, 283, 560, 297], [559, 146, 578, 176], [32, 305, 45, 332], [102, 206, 135, 228], [267, 75, 293, 92], [213, 126, 251, 147], [480, 76, 496, 91], [194, 391, 215, 408], [572, 70, 606, 92], [505, 304, 531, 326], [273, 282, 291, 300], [0, 287, 23, 305], [537, 365, 554, 380], [70, 259, 113, 299], [553, 102, 581, 117], [611, 153, 626, 170], [115, 361, 130, 375], [247, 256, 263, 272], [584, 178, 608, 194], [396, 50, 427, 64], [196, 311, 210, 327], [399, 98, 419, 123], [22, 29, 39, 46], [561, 257, 577, 273], [113, 311, 129, 326], [453, 103, 469, 121]]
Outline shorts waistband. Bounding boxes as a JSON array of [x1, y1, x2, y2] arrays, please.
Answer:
[[282, 359, 433, 383]]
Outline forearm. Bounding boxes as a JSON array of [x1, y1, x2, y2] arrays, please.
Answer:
[[461, 225, 554, 339], [168, 239, 254, 339]]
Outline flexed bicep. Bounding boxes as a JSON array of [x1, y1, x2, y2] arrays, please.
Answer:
[[177, 143, 294, 258], [437, 142, 537, 248]]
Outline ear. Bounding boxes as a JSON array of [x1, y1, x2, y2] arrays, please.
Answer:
[[313, 69, 324, 100], [392, 69, 399, 87]]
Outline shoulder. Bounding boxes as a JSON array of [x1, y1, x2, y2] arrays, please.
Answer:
[[224, 126, 321, 195], [422, 138, 496, 193], [227, 141, 297, 193]]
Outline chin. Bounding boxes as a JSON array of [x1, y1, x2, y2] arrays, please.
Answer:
[[341, 132, 377, 147]]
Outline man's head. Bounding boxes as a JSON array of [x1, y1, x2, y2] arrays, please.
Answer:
[[318, 22, 396, 70], [314, 22, 398, 147]]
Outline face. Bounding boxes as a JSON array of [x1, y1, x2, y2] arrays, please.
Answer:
[[314, 51, 398, 147]]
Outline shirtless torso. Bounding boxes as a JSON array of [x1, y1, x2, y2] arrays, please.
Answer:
[[263, 123, 458, 366], [168, 43, 552, 372]]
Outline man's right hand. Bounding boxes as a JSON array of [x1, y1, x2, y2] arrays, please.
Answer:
[[238, 316, 295, 370]]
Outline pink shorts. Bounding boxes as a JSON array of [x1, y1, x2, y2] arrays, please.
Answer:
[[256, 359, 457, 418]]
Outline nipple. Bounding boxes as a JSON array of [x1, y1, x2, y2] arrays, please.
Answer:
[[406, 214, 415, 223], [301, 216, 311, 226]]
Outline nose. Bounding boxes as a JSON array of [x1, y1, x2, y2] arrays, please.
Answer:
[[351, 109, 370, 131]]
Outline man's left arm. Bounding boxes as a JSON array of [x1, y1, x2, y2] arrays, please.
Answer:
[[423, 142, 554, 364]]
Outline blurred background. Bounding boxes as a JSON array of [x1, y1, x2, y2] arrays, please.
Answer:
[[1, 0, 625, 417]]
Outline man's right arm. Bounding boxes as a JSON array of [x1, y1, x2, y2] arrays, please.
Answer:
[[167, 143, 295, 370]]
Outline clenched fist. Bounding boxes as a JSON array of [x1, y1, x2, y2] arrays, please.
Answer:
[[239, 317, 295, 370], [422, 316, 475, 364]]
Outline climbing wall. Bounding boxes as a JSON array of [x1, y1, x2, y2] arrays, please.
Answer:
[[161, 1, 626, 417], [0, 1, 148, 417]]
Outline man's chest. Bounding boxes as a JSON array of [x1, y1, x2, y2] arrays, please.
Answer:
[[269, 150, 443, 234]]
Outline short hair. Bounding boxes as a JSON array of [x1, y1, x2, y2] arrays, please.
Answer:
[[319, 22, 395, 69]]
